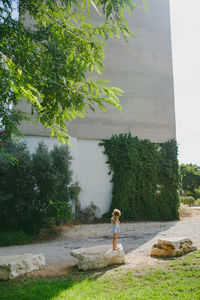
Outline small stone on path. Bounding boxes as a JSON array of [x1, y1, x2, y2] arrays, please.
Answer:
[[151, 237, 197, 257]]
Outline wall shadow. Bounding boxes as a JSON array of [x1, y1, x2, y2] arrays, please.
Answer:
[[91, 220, 179, 255]]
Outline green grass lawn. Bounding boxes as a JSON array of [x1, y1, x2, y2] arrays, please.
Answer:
[[0, 251, 200, 300]]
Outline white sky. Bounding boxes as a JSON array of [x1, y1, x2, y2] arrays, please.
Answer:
[[170, 0, 200, 165]]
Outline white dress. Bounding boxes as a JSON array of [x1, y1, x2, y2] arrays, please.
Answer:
[[111, 217, 120, 234]]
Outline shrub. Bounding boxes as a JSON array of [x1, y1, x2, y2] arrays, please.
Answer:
[[195, 199, 200, 206], [0, 141, 76, 234], [100, 134, 180, 221], [0, 142, 36, 232], [48, 144, 74, 225], [77, 202, 100, 223], [192, 189, 200, 200], [181, 196, 195, 206], [184, 189, 200, 200], [31, 143, 75, 228], [185, 190, 193, 197], [0, 231, 33, 246]]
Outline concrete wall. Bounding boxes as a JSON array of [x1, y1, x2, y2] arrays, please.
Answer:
[[25, 136, 112, 215], [66, 0, 176, 142], [18, 0, 175, 143]]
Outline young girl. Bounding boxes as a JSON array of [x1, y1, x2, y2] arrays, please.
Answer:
[[111, 209, 121, 250]]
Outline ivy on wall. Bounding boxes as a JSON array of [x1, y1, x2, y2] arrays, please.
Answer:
[[100, 133, 180, 221]]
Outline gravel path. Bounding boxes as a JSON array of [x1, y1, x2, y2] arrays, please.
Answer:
[[1, 208, 200, 274]]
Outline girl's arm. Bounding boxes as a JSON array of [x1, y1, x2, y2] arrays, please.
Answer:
[[115, 216, 120, 224], [111, 217, 117, 224]]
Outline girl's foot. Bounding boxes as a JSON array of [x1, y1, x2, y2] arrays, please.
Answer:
[[113, 247, 120, 250]]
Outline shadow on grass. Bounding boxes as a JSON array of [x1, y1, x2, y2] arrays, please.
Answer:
[[0, 264, 120, 300], [1, 251, 199, 300]]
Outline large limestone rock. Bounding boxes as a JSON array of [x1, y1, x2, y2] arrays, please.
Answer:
[[151, 237, 197, 257], [0, 253, 46, 280], [70, 244, 125, 271]]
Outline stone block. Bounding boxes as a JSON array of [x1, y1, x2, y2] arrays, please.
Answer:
[[70, 244, 125, 270], [0, 253, 46, 280], [151, 237, 197, 257]]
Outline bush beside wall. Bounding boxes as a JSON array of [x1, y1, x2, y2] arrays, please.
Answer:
[[100, 134, 180, 221], [0, 142, 76, 235], [0, 231, 33, 247]]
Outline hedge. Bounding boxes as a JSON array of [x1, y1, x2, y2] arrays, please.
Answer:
[[100, 133, 180, 221]]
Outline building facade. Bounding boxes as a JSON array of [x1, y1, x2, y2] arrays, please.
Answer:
[[18, 0, 176, 216]]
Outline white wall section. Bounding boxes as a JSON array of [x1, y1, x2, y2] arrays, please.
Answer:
[[25, 136, 112, 216]]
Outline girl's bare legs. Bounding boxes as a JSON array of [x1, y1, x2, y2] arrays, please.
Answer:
[[113, 233, 118, 249]]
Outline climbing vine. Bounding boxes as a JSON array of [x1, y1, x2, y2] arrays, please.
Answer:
[[100, 133, 180, 221]]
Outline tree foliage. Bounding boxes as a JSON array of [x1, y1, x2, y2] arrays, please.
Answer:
[[0, 0, 146, 148], [0, 141, 77, 234], [180, 164, 200, 194]]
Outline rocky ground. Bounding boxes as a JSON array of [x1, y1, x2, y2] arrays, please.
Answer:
[[0, 207, 200, 277]]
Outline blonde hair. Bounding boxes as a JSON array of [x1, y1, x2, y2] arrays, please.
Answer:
[[112, 209, 121, 217]]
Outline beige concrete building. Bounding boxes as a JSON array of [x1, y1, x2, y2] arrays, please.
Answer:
[[20, 0, 176, 215]]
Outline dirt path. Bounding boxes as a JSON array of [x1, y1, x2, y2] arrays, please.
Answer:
[[1, 207, 200, 277]]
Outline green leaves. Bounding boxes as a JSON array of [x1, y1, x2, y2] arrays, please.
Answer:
[[0, 141, 75, 233], [101, 135, 180, 221], [142, 0, 149, 12], [180, 163, 200, 193], [0, 0, 145, 145]]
